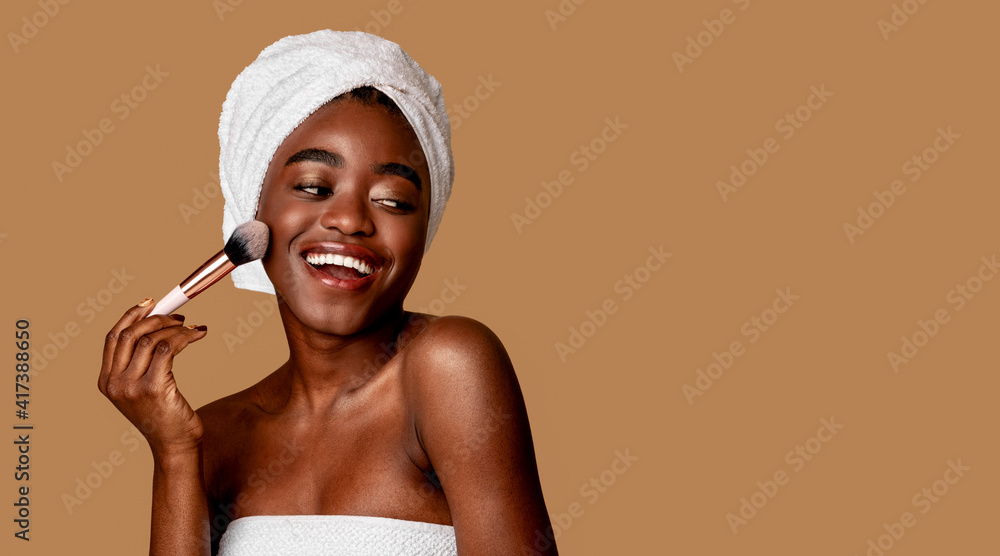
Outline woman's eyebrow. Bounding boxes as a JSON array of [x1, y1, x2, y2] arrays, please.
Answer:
[[285, 148, 344, 168], [372, 162, 422, 190], [283, 149, 420, 190]]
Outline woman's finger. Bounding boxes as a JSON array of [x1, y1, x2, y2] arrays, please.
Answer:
[[99, 298, 155, 393], [144, 325, 209, 386], [124, 325, 206, 381], [109, 313, 185, 379]]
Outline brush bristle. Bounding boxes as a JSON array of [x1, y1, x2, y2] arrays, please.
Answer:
[[224, 221, 270, 266]]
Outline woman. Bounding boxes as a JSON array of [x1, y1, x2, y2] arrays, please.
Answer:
[[98, 31, 556, 555]]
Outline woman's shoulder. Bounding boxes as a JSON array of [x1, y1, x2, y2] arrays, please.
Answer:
[[397, 313, 521, 413], [398, 313, 512, 378]]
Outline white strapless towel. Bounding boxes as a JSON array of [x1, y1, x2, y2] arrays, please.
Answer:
[[217, 515, 458, 556]]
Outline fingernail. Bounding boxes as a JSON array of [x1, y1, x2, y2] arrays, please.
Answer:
[[170, 314, 186, 321], [186, 325, 208, 331], [138, 298, 153, 307]]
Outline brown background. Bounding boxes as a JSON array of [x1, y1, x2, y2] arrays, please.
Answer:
[[2, 0, 998, 554]]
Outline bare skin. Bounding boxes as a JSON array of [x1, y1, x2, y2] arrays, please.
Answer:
[[100, 98, 556, 555]]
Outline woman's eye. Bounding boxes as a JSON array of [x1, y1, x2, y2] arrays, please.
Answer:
[[376, 199, 414, 211], [295, 184, 331, 196]]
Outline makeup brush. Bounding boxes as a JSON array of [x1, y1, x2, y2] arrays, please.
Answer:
[[149, 221, 270, 316]]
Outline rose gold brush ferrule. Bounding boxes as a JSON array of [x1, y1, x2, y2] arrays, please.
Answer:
[[177, 249, 236, 300]]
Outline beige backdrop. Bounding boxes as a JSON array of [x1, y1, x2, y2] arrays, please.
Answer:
[[3, 0, 998, 554]]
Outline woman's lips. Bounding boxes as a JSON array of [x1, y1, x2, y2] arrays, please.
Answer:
[[299, 242, 383, 267], [298, 242, 383, 291], [304, 252, 376, 276], [301, 256, 379, 291]]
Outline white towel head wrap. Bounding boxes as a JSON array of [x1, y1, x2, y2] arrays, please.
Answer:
[[219, 30, 454, 295]]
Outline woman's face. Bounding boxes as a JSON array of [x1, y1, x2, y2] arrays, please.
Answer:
[[256, 98, 431, 336]]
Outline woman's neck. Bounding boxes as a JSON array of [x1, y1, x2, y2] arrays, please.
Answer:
[[270, 304, 408, 414]]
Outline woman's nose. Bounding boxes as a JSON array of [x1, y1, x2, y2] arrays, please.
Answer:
[[319, 191, 374, 237]]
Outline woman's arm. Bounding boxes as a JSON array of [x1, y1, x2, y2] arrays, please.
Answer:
[[151, 447, 211, 554], [406, 316, 558, 556], [98, 299, 211, 555]]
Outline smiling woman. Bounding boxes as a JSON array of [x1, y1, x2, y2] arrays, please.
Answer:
[[255, 95, 430, 332], [97, 31, 557, 556]]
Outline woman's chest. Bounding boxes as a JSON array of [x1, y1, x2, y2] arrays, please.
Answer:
[[209, 399, 447, 523]]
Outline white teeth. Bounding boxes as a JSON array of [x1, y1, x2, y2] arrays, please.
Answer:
[[305, 252, 375, 276]]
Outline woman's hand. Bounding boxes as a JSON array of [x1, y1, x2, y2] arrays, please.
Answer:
[[98, 298, 209, 459]]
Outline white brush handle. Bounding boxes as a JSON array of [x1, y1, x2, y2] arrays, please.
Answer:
[[149, 285, 191, 316]]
